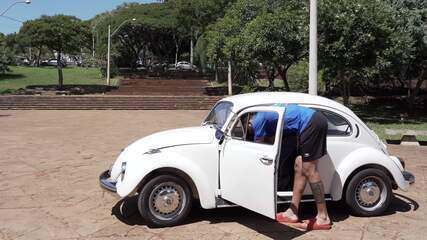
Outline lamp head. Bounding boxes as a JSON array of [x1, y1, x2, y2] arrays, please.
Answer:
[[25, 0, 31, 4], [132, 18, 136, 21]]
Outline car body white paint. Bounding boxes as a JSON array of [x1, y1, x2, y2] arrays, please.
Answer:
[[104, 92, 412, 218]]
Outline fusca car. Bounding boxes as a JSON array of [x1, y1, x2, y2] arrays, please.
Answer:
[[100, 92, 414, 227]]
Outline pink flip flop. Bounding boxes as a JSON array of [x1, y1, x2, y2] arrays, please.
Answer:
[[276, 213, 299, 223], [303, 218, 332, 231]]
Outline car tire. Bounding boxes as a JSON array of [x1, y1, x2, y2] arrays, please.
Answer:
[[138, 175, 192, 227], [345, 168, 392, 217]]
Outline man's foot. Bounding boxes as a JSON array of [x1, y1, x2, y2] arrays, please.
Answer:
[[302, 218, 332, 231], [315, 214, 331, 226], [276, 209, 299, 223]]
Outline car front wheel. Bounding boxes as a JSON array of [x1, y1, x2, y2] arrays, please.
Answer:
[[138, 175, 192, 227], [345, 168, 392, 217]]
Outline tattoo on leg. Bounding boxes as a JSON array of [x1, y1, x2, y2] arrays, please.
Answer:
[[309, 181, 326, 204]]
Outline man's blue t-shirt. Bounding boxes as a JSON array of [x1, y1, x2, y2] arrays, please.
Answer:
[[252, 112, 279, 140], [252, 104, 315, 141]]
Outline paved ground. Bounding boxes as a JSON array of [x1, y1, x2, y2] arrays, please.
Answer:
[[0, 110, 425, 240]]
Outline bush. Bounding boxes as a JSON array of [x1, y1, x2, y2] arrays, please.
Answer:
[[100, 64, 119, 79], [0, 62, 11, 75]]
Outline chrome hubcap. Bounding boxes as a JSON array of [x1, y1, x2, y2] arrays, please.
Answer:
[[355, 176, 386, 211], [149, 182, 185, 220]]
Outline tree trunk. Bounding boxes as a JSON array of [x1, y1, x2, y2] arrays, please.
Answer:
[[215, 63, 218, 82], [343, 78, 351, 106], [175, 42, 179, 66], [190, 31, 194, 69], [325, 79, 331, 96], [36, 48, 42, 67], [57, 51, 64, 90], [277, 66, 290, 92], [408, 69, 426, 109], [174, 34, 179, 66], [338, 71, 350, 106], [265, 66, 275, 89]]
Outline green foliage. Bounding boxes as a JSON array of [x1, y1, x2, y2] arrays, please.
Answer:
[[204, 0, 308, 89], [19, 15, 90, 88], [170, 0, 234, 34], [93, 3, 181, 67], [238, 1, 308, 89], [384, 0, 426, 105], [1, 0, 424, 103], [318, 0, 399, 104], [0, 33, 24, 66]]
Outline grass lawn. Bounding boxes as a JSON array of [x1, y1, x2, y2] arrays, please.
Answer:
[[350, 101, 427, 141], [0, 66, 119, 94], [366, 122, 427, 142]]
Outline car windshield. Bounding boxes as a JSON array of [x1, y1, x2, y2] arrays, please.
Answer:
[[203, 101, 234, 128]]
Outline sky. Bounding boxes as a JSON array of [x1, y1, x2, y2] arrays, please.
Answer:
[[0, 0, 155, 34]]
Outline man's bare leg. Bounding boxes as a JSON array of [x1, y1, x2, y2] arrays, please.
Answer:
[[279, 156, 307, 221], [302, 160, 330, 225]]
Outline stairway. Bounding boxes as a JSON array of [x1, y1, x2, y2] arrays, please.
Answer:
[[108, 78, 211, 96], [0, 95, 222, 110]]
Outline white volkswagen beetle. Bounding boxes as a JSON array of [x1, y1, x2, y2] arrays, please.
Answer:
[[100, 92, 414, 227]]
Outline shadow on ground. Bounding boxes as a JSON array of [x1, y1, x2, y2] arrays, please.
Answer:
[[112, 196, 306, 239], [0, 73, 25, 81], [110, 193, 417, 239]]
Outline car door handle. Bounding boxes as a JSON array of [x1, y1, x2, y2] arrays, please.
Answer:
[[259, 156, 273, 165]]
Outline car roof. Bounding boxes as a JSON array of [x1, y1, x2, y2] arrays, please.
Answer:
[[221, 92, 357, 118]]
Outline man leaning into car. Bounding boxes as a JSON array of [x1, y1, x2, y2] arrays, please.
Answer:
[[252, 104, 332, 230]]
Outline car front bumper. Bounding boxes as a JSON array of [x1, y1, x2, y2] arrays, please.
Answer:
[[402, 170, 415, 185], [99, 170, 117, 192]]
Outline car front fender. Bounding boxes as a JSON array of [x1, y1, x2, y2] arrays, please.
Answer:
[[116, 151, 216, 209], [330, 147, 409, 201]]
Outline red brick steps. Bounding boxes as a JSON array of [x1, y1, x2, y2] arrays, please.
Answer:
[[108, 79, 211, 96], [0, 96, 222, 110]]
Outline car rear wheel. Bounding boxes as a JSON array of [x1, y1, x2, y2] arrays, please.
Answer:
[[138, 175, 192, 227], [345, 168, 392, 216]]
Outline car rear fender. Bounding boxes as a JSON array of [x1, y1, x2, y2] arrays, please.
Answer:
[[330, 147, 409, 201]]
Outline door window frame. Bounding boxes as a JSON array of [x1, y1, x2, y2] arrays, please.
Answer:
[[301, 105, 356, 139]]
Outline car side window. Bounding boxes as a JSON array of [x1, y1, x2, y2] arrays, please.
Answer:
[[316, 109, 352, 136], [230, 111, 278, 145]]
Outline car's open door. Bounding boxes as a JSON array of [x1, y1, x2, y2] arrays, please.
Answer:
[[219, 106, 285, 219]]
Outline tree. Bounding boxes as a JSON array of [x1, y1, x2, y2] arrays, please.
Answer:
[[94, 3, 182, 68], [20, 15, 89, 89], [170, 0, 234, 67], [205, 0, 273, 86], [20, 19, 50, 67], [238, 1, 308, 90], [318, 0, 397, 105], [0, 33, 7, 74], [385, 0, 427, 108]]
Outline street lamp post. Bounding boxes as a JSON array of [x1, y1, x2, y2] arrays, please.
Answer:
[[308, 0, 318, 95], [91, 20, 102, 59], [0, 0, 31, 16], [106, 18, 136, 86]]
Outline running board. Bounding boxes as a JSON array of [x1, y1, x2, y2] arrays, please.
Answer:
[[277, 194, 333, 204], [216, 194, 333, 208], [216, 197, 237, 208]]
